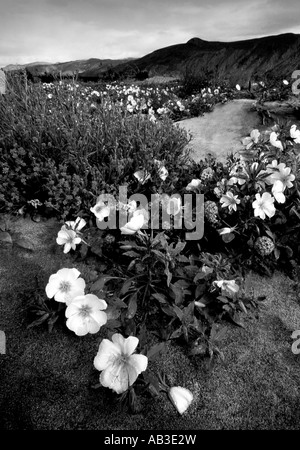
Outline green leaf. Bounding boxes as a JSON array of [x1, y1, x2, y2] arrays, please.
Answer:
[[195, 283, 206, 299], [193, 271, 207, 283], [27, 313, 50, 329], [91, 276, 119, 293], [120, 279, 134, 296], [222, 233, 235, 243], [0, 231, 12, 244], [170, 326, 183, 339], [80, 242, 89, 259], [217, 295, 229, 304], [146, 342, 166, 361], [122, 250, 141, 258], [160, 304, 177, 318], [172, 304, 184, 321], [152, 293, 167, 304], [14, 237, 34, 251], [189, 342, 207, 356], [126, 292, 138, 319], [177, 255, 190, 263], [229, 312, 245, 328]]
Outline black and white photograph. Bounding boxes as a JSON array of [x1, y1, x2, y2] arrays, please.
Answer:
[[1, 0, 300, 434]]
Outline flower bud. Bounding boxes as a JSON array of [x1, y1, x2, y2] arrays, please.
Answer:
[[168, 386, 193, 415]]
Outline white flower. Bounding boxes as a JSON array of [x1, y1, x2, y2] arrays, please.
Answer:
[[236, 84, 241, 91], [201, 265, 214, 274], [56, 228, 82, 253], [267, 165, 295, 190], [186, 179, 201, 191], [154, 159, 168, 181], [93, 333, 148, 394], [127, 200, 137, 213], [271, 180, 286, 203], [252, 192, 276, 220], [127, 104, 134, 113], [45, 268, 86, 305], [166, 197, 181, 216], [283, 80, 289, 85], [290, 125, 300, 144], [62, 217, 86, 232], [220, 191, 240, 212], [242, 129, 260, 149], [133, 170, 151, 184], [214, 279, 239, 295], [158, 165, 168, 181], [218, 225, 237, 235], [47, 94, 53, 99], [168, 387, 193, 415], [90, 200, 110, 221], [269, 132, 283, 151], [65, 294, 107, 336], [120, 209, 148, 235]]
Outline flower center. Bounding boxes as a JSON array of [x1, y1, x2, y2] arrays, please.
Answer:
[[79, 304, 92, 318], [59, 281, 71, 293]]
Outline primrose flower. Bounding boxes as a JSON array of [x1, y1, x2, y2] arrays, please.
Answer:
[[65, 294, 107, 336], [90, 200, 110, 221], [242, 129, 260, 149], [290, 125, 300, 144], [127, 104, 134, 113], [56, 228, 82, 253], [271, 180, 286, 203], [134, 170, 151, 184], [214, 279, 239, 296], [220, 191, 240, 212], [186, 179, 202, 191], [269, 132, 283, 151], [218, 225, 237, 235], [267, 165, 295, 190], [166, 197, 181, 216], [168, 387, 194, 415], [45, 268, 86, 305], [62, 217, 86, 232], [252, 192, 275, 220], [93, 333, 148, 394], [154, 159, 168, 181], [120, 209, 148, 235]]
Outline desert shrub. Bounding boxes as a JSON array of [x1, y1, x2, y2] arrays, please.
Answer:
[[0, 77, 191, 218]]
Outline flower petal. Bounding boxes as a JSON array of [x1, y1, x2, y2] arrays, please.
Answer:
[[94, 339, 121, 371], [100, 362, 129, 394], [127, 354, 148, 379], [66, 315, 88, 336]]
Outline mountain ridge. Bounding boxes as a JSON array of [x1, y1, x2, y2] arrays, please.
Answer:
[[3, 33, 300, 85]]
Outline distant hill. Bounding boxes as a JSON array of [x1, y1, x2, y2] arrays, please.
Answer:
[[3, 58, 136, 82], [100, 33, 300, 86], [2, 62, 52, 71], [3, 33, 300, 85]]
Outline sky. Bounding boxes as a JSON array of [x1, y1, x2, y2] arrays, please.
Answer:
[[1, 0, 300, 67]]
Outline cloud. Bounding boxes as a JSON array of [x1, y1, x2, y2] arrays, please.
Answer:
[[1, 0, 300, 67]]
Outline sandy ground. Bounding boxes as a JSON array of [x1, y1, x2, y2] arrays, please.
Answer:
[[176, 99, 262, 162], [1, 217, 300, 430]]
